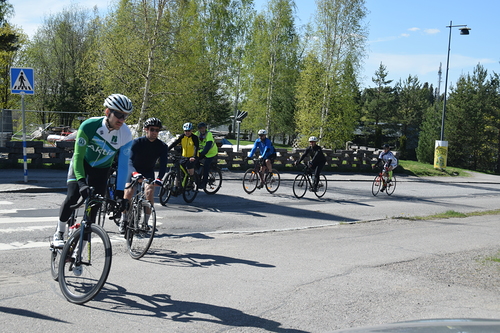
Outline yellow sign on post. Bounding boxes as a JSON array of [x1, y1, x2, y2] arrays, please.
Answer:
[[434, 140, 448, 169]]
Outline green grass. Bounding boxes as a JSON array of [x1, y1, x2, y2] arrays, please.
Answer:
[[485, 251, 500, 263], [396, 209, 500, 220], [398, 160, 470, 177]]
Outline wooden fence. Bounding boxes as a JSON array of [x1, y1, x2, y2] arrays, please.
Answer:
[[0, 141, 393, 170]]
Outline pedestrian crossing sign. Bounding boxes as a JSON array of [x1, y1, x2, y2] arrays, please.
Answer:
[[10, 67, 35, 95]]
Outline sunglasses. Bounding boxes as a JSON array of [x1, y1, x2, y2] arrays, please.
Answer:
[[111, 110, 129, 120], [148, 127, 161, 132]]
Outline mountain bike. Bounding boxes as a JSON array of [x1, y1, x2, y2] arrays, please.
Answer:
[[196, 158, 222, 195], [292, 163, 327, 198], [372, 167, 397, 196], [242, 158, 280, 194], [96, 165, 121, 228], [124, 177, 157, 259], [56, 188, 112, 304], [159, 154, 199, 204]]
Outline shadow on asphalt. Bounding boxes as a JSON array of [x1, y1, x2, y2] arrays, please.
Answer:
[[91, 284, 308, 333]]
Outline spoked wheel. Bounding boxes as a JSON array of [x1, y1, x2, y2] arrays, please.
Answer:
[[58, 224, 112, 304], [386, 175, 397, 196], [204, 167, 222, 195], [242, 169, 259, 194], [292, 174, 307, 198], [372, 175, 382, 196], [126, 201, 156, 259], [314, 174, 328, 198], [50, 247, 61, 281], [183, 174, 199, 203], [159, 172, 175, 206], [265, 169, 280, 194]]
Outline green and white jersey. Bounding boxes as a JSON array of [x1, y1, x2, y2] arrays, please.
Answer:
[[68, 116, 133, 191]]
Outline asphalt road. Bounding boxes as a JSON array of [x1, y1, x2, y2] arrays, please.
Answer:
[[1, 170, 500, 332]]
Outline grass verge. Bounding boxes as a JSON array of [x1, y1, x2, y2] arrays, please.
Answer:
[[396, 209, 500, 220]]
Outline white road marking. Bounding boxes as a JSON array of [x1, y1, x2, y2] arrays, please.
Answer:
[[0, 201, 14, 205], [0, 217, 57, 224]]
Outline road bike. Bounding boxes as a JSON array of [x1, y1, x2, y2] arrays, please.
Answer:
[[53, 189, 112, 304], [196, 158, 222, 195], [96, 165, 121, 228], [372, 167, 397, 196], [124, 177, 157, 259], [159, 154, 199, 204], [292, 163, 327, 198], [242, 158, 280, 194]]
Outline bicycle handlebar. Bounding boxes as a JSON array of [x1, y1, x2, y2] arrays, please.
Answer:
[[69, 187, 105, 210]]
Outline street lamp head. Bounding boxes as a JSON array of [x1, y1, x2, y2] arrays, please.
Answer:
[[460, 27, 471, 35]]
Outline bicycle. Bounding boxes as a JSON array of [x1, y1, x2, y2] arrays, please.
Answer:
[[124, 177, 157, 259], [159, 154, 199, 204], [96, 165, 121, 228], [242, 158, 280, 194], [54, 188, 112, 304], [196, 158, 222, 195], [292, 163, 327, 198], [372, 167, 397, 196]]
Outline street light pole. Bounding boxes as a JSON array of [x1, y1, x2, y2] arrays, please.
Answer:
[[440, 21, 470, 141]]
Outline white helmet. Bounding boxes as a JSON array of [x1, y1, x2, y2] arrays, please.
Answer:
[[308, 136, 318, 142], [183, 122, 193, 131], [258, 129, 267, 135], [104, 94, 133, 114]]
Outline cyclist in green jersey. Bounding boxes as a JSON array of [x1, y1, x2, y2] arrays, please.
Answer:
[[52, 94, 134, 247]]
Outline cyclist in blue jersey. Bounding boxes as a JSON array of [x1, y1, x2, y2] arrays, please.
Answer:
[[52, 94, 133, 247], [118, 117, 168, 233], [247, 129, 276, 188]]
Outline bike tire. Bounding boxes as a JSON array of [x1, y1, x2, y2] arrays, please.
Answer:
[[386, 175, 397, 196], [183, 174, 199, 203], [58, 224, 112, 304], [292, 174, 307, 198], [50, 247, 61, 281], [242, 168, 258, 194], [204, 167, 222, 195], [314, 174, 328, 198], [372, 175, 382, 196], [96, 201, 107, 228], [127, 200, 156, 259], [265, 169, 280, 194], [159, 172, 175, 206]]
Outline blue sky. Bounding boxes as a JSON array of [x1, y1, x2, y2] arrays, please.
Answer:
[[10, 0, 500, 89]]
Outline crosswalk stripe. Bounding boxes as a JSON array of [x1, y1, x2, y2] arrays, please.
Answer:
[[0, 217, 56, 224]]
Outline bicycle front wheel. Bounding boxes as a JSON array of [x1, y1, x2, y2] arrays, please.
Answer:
[[242, 168, 258, 194], [58, 224, 112, 304], [265, 169, 280, 194], [159, 172, 175, 206], [127, 201, 156, 259], [292, 174, 307, 198], [314, 174, 328, 198], [204, 167, 222, 195], [183, 174, 199, 203], [372, 175, 382, 196], [386, 175, 397, 196]]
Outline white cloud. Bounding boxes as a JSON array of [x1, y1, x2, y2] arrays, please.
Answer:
[[424, 28, 440, 35], [408, 27, 420, 32], [401, 33, 410, 38]]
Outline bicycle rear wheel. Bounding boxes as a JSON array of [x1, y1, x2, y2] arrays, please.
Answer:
[[58, 224, 112, 304], [127, 200, 156, 259], [242, 168, 258, 194], [372, 175, 382, 196], [50, 247, 61, 281], [265, 169, 280, 194], [386, 175, 397, 196], [204, 167, 222, 195], [314, 174, 328, 198], [292, 174, 307, 198], [183, 174, 199, 203], [159, 172, 175, 206]]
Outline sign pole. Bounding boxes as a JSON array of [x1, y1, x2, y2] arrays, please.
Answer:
[[21, 92, 28, 183]]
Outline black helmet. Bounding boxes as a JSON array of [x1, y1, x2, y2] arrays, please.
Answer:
[[382, 144, 390, 149], [144, 117, 162, 128], [198, 122, 207, 129]]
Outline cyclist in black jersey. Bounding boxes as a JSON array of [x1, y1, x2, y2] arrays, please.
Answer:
[[118, 117, 168, 233], [294, 136, 326, 191]]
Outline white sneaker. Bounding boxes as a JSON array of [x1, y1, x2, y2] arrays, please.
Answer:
[[118, 221, 126, 234], [52, 232, 65, 248]]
